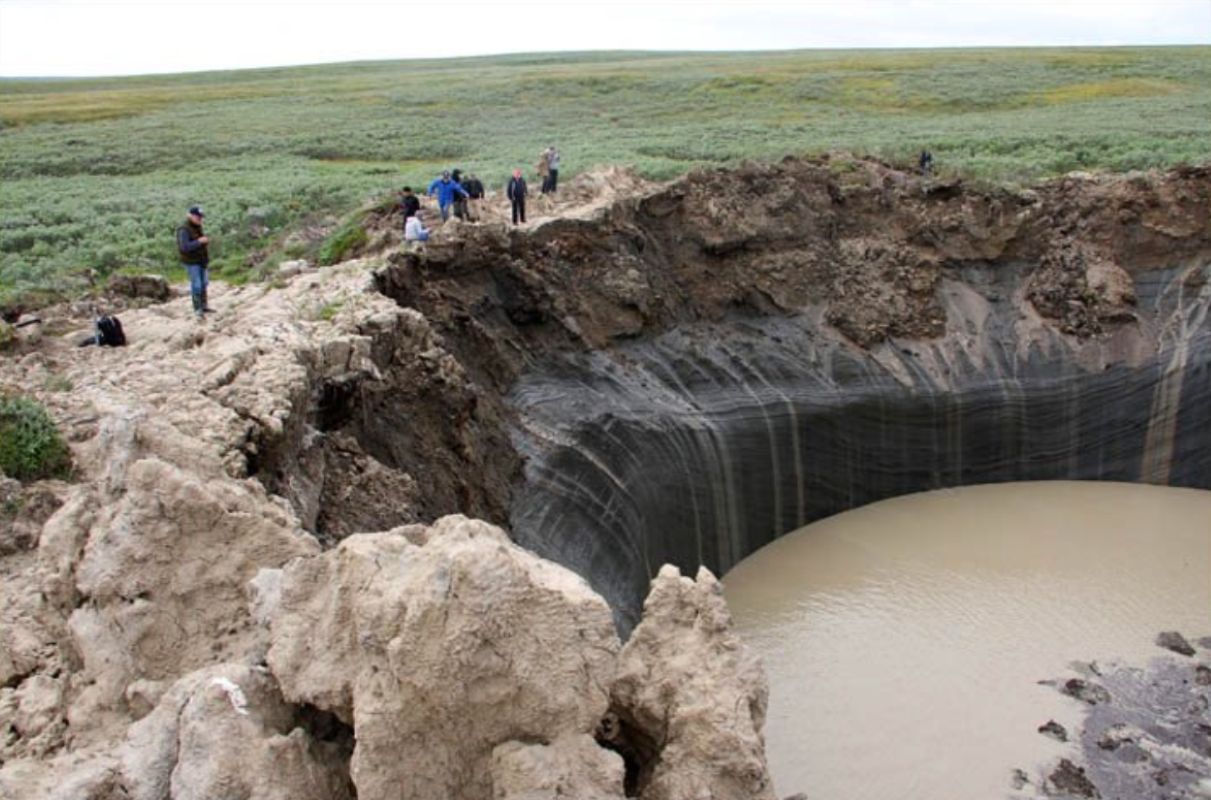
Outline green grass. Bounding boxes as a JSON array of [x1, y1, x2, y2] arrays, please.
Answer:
[[2, 46, 1210, 309]]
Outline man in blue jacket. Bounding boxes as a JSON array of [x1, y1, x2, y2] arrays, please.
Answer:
[[427, 170, 469, 222], [176, 205, 212, 317]]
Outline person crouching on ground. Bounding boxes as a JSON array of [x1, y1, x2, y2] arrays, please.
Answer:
[[507, 169, 527, 225], [427, 170, 469, 222], [405, 209, 430, 246], [176, 205, 212, 317]]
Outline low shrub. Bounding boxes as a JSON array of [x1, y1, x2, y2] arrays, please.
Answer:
[[0, 395, 72, 481]]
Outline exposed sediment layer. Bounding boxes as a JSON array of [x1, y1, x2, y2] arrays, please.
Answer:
[[375, 158, 1211, 628], [509, 267, 1211, 627]]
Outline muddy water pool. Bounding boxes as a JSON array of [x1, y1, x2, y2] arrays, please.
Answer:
[[724, 481, 1211, 800]]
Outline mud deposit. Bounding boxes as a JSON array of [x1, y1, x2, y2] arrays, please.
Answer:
[[724, 481, 1211, 800]]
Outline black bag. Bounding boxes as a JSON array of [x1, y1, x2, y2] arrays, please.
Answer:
[[95, 315, 126, 347]]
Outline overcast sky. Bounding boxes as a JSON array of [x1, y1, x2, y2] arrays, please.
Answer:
[[1, 0, 1208, 78]]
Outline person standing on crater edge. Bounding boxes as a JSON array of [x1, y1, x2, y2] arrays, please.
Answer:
[[546, 144, 561, 193], [176, 205, 212, 318], [507, 169, 528, 226], [427, 170, 469, 223], [463, 173, 485, 221], [399, 186, 421, 224], [536, 148, 551, 194]]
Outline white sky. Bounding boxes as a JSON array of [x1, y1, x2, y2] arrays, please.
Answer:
[[1, 0, 1208, 78]]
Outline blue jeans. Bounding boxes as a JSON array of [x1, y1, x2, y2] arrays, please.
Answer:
[[186, 263, 209, 296], [439, 203, 451, 221]]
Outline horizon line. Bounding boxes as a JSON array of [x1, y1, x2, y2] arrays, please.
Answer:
[[3, 42, 1210, 82]]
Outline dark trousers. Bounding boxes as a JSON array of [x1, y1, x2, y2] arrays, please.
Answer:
[[511, 197, 526, 224], [548, 169, 558, 192]]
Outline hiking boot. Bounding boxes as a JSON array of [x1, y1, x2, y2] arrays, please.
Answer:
[[200, 289, 215, 313]]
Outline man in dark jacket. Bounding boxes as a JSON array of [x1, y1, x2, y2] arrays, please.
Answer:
[[463, 174, 485, 221], [399, 186, 421, 223], [176, 205, 212, 317], [506, 169, 527, 225], [451, 169, 469, 220]]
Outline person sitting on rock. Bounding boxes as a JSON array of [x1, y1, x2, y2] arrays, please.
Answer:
[[404, 209, 430, 247]]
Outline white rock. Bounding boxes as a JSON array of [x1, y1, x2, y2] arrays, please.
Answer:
[[610, 565, 777, 800], [491, 734, 626, 800], [268, 514, 621, 800]]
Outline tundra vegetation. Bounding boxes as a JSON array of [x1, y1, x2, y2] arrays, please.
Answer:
[[0, 395, 72, 481], [2, 46, 1209, 309]]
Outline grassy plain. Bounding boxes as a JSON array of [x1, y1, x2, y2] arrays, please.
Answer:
[[2, 47, 1210, 308]]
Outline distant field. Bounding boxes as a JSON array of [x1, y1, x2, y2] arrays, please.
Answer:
[[2, 47, 1210, 309]]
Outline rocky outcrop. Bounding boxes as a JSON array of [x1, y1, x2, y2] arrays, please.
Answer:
[[491, 735, 626, 800], [266, 515, 621, 800], [65, 457, 317, 717], [608, 565, 776, 800], [117, 663, 354, 800], [1, 663, 354, 800], [0, 262, 462, 792], [105, 273, 172, 303]]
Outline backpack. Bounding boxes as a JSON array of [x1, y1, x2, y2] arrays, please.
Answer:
[[96, 315, 126, 347]]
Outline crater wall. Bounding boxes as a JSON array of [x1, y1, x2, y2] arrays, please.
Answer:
[[372, 158, 1211, 631], [509, 266, 1211, 629]]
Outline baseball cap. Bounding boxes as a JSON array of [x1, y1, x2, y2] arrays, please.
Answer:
[[188, 205, 205, 218]]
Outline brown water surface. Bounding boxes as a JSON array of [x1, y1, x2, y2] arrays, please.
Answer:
[[723, 481, 1211, 800]]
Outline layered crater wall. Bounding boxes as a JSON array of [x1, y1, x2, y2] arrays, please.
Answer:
[[509, 267, 1211, 628], [371, 158, 1211, 630]]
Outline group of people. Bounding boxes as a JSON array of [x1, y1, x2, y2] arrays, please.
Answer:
[[175, 148, 568, 309], [401, 146, 563, 242]]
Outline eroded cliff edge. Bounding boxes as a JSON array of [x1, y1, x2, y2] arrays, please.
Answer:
[[1, 157, 1209, 798], [372, 157, 1211, 628]]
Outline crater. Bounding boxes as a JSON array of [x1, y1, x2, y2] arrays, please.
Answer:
[[347, 157, 1211, 631]]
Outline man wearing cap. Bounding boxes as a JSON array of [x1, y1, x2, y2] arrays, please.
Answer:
[[426, 170, 469, 223], [506, 169, 527, 226], [176, 206, 212, 317]]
